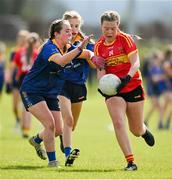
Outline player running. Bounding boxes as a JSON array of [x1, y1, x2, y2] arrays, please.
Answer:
[[21, 19, 94, 167], [95, 10, 155, 171], [58, 10, 96, 167]]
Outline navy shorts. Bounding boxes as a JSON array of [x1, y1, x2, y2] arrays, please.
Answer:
[[59, 81, 87, 103], [20, 91, 60, 111], [147, 81, 167, 97], [106, 85, 145, 102]]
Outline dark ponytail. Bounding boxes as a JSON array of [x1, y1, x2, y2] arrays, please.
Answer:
[[26, 32, 40, 64], [49, 19, 64, 39]]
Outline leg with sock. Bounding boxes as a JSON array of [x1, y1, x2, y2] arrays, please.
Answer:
[[65, 148, 80, 166], [34, 134, 43, 144], [124, 154, 137, 171], [64, 147, 72, 158], [47, 151, 59, 167], [29, 133, 47, 160]]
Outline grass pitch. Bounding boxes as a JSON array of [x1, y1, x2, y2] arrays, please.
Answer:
[[0, 89, 172, 179]]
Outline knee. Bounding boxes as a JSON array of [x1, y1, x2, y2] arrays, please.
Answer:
[[130, 126, 144, 137], [112, 118, 124, 129], [46, 121, 55, 133]]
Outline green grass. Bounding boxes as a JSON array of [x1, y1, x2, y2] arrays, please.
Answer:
[[0, 89, 172, 179]]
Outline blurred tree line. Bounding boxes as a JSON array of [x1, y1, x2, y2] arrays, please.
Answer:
[[0, 0, 171, 86], [0, 0, 66, 41], [0, 0, 172, 43]]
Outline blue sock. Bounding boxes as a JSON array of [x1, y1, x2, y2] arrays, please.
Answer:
[[64, 147, 71, 157], [34, 134, 43, 144], [47, 151, 56, 162]]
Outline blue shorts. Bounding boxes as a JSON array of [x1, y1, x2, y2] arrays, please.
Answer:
[[20, 91, 60, 111], [147, 81, 167, 97], [59, 81, 87, 103]]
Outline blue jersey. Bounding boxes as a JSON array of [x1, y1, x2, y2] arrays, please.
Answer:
[[149, 64, 167, 94], [166, 59, 172, 89], [20, 39, 68, 98], [61, 34, 94, 84]]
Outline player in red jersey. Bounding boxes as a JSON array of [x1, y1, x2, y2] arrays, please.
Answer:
[[7, 30, 29, 131], [12, 32, 41, 138], [94, 10, 155, 171]]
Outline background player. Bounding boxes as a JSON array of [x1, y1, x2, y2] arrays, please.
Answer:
[[11, 32, 41, 138], [143, 50, 167, 129], [163, 45, 172, 129], [7, 30, 29, 131], [0, 42, 6, 100]]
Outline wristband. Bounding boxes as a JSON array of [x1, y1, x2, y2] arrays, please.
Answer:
[[125, 75, 132, 83]]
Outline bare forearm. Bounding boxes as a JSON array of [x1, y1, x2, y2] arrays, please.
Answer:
[[55, 47, 81, 66], [128, 53, 140, 77]]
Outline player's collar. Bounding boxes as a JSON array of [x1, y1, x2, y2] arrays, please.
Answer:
[[71, 32, 83, 44], [103, 39, 116, 46], [52, 39, 68, 55]]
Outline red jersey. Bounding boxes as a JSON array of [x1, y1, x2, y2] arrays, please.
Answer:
[[94, 31, 142, 93], [13, 47, 38, 79]]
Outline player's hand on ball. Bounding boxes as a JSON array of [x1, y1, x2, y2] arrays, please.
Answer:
[[97, 88, 111, 98], [98, 74, 121, 96], [91, 56, 105, 70], [116, 75, 131, 93]]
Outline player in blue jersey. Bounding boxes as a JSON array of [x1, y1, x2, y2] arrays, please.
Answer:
[[58, 11, 96, 166], [144, 50, 167, 129], [20, 19, 94, 167], [163, 46, 172, 129]]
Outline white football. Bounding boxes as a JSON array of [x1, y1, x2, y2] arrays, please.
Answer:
[[98, 74, 121, 95]]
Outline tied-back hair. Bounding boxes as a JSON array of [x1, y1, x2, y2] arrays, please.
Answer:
[[62, 10, 94, 44], [49, 19, 65, 40], [63, 10, 83, 27], [101, 10, 120, 25], [26, 32, 40, 64], [39, 19, 68, 52]]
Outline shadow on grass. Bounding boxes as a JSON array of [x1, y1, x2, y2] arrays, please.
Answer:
[[0, 165, 44, 170], [1, 165, 120, 172], [57, 168, 119, 172]]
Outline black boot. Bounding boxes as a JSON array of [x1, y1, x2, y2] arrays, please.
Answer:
[[142, 129, 155, 146]]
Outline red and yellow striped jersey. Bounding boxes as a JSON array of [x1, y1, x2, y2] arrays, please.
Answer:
[[94, 31, 142, 93]]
